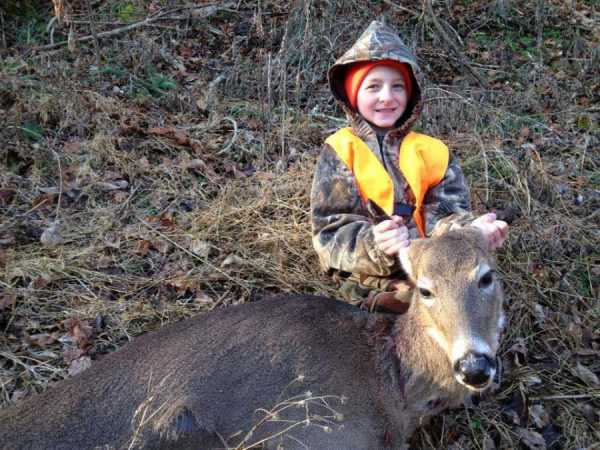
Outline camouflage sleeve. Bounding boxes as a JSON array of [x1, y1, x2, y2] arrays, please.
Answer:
[[413, 154, 472, 239], [310, 145, 399, 276]]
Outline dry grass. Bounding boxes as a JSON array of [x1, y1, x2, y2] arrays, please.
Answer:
[[1, 0, 599, 448]]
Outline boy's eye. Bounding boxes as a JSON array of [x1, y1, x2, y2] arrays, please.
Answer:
[[365, 84, 380, 90], [393, 84, 405, 90]]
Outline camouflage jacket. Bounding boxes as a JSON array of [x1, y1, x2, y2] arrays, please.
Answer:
[[310, 21, 472, 287]]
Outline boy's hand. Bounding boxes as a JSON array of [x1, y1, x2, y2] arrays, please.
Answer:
[[373, 215, 410, 256], [471, 213, 508, 250]]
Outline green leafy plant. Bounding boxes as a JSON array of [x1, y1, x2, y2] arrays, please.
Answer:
[[134, 72, 177, 97], [116, 2, 139, 23], [15, 5, 46, 45], [20, 122, 44, 140]]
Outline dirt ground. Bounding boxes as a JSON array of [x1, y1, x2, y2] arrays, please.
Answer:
[[0, 0, 599, 448]]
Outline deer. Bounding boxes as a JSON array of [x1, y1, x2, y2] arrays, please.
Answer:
[[0, 227, 505, 450]]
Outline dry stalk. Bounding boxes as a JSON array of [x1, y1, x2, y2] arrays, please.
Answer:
[[278, 21, 289, 159], [84, 0, 100, 67], [424, 0, 488, 87], [127, 372, 172, 450], [0, 9, 6, 49], [233, 376, 344, 450]]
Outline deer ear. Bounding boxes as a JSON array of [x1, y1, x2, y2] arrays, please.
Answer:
[[398, 240, 426, 281]]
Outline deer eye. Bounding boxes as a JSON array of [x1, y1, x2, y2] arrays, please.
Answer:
[[419, 287, 433, 298], [479, 271, 494, 289]]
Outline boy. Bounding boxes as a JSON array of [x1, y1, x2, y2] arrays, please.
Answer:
[[310, 20, 507, 313]]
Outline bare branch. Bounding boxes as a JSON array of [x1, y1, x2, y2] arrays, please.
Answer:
[[36, 3, 235, 52]]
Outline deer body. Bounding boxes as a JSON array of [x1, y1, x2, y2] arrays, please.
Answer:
[[0, 229, 504, 449]]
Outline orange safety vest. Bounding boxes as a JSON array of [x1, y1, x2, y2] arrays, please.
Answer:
[[325, 127, 449, 238]]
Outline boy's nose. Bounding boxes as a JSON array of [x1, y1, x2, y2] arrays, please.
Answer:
[[378, 85, 393, 102]]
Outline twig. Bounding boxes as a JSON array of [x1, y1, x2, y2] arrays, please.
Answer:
[[85, 0, 101, 67], [52, 149, 63, 220], [532, 394, 598, 401], [535, 0, 546, 50], [381, 0, 419, 17], [278, 22, 289, 159], [217, 117, 239, 155], [424, 0, 488, 87], [36, 15, 157, 51], [0, 9, 6, 50], [35, 4, 233, 52]]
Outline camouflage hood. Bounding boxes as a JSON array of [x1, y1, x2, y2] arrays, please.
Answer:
[[328, 20, 423, 132]]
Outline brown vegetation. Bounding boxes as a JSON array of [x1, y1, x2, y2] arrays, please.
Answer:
[[0, 0, 598, 448]]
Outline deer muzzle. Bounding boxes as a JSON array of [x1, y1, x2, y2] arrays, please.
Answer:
[[453, 352, 496, 390]]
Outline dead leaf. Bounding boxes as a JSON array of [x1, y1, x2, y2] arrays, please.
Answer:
[[578, 403, 599, 424], [103, 233, 121, 249], [148, 127, 191, 147], [40, 221, 64, 247], [111, 191, 129, 203], [10, 390, 28, 403], [68, 356, 92, 376], [151, 240, 171, 254], [95, 180, 129, 191], [185, 158, 205, 170], [63, 317, 94, 350], [0, 189, 15, 205], [134, 240, 152, 256], [26, 333, 58, 348], [509, 339, 528, 365], [145, 215, 177, 230], [63, 140, 82, 153], [194, 291, 214, 304], [482, 435, 496, 450], [39, 186, 61, 195], [532, 303, 546, 325], [174, 131, 189, 145], [503, 390, 528, 426], [147, 127, 173, 136], [529, 404, 550, 428], [526, 374, 542, 386], [0, 235, 15, 246], [63, 347, 86, 363], [165, 274, 198, 294], [31, 193, 56, 209], [138, 157, 151, 171], [190, 240, 211, 258], [517, 428, 546, 450], [0, 292, 16, 310], [573, 362, 599, 386], [27, 276, 50, 289], [221, 254, 244, 268], [0, 250, 7, 269]]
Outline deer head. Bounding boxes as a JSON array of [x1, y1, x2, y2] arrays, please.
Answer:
[[399, 227, 505, 391]]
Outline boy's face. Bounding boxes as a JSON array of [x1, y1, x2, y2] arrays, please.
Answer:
[[356, 65, 408, 129]]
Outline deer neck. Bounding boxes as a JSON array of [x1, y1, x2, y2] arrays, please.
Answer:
[[388, 310, 469, 408]]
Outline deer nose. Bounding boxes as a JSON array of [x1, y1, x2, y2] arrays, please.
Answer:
[[454, 353, 495, 388]]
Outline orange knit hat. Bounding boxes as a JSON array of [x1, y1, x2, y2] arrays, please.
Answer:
[[344, 60, 413, 110]]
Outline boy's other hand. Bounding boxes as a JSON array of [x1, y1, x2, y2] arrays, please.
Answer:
[[471, 213, 508, 250], [373, 215, 410, 256]]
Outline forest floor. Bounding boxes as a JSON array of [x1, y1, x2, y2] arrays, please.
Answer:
[[0, 0, 599, 448]]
